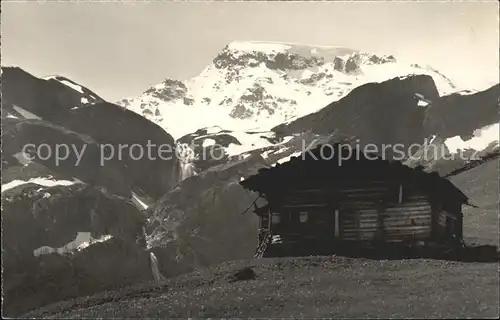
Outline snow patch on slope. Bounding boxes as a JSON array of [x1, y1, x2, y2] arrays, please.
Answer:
[[43, 75, 102, 106], [2, 177, 83, 193], [44, 75, 84, 93], [12, 105, 42, 120], [76, 234, 114, 251], [33, 232, 114, 257], [202, 139, 216, 147], [275, 151, 303, 165], [59, 79, 84, 94], [444, 123, 500, 154]]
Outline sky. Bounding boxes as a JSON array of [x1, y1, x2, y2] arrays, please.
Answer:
[[2, 0, 498, 101]]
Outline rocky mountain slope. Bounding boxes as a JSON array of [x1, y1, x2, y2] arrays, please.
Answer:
[[2, 67, 105, 119], [117, 41, 498, 180], [2, 67, 179, 200], [2, 183, 150, 316], [117, 41, 459, 139], [1, 67, 180, 316], [171, 78, 499, 182]]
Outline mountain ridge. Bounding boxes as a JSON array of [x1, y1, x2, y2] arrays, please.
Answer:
[[116, 41, 461, 139]]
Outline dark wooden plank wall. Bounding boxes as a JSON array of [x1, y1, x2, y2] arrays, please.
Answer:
[[259, 178, 461, 246], [339, 179, 434, 243]]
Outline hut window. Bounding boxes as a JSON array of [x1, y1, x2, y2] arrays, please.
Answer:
[[271, 212, 281, 224], [299, 211, 308, 223]]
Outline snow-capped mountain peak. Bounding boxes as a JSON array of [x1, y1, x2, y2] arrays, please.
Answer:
[[117, 41, 458, 139]]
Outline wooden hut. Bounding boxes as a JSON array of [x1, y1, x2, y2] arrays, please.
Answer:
[[240, 143, 471, 258]]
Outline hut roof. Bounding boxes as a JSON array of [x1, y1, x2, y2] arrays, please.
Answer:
[[240, 143, 469, 206]]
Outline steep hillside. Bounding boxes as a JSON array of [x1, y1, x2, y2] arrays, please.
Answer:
[[2, 118, 131, 197], [2, 182, 150, 316], [449, 159, 500, 246], [1, 67, 104, 119], [1, 67, 179, 200], [423, 84, 500, 139], [1, 67, 180, 316], [274, 74, 438, 149], [49, 102, 178, 199], [273, 78, 498, 175]]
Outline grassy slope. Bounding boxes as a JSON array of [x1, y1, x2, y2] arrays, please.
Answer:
[[25, 160, 499, 318], [449, 159, 499, 246]]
